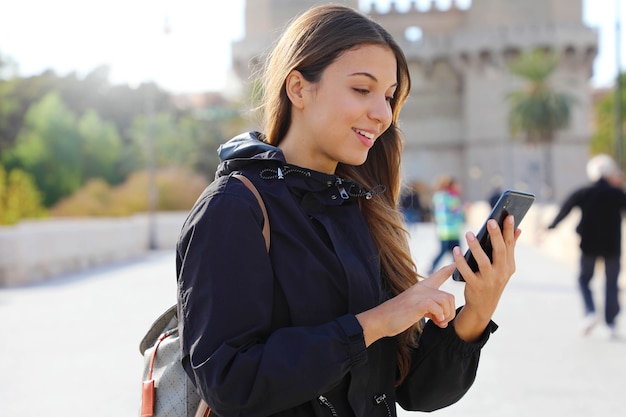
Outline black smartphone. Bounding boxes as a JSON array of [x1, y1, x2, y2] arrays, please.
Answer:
[[452, 190, 535, 282]]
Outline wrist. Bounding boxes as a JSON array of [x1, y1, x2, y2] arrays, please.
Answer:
[[453, 306, 492, 342], [356, 310, 383, 347]]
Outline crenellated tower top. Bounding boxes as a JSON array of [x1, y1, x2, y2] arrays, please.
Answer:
[[361, 0, 468, 14], [358, 0, 596, 75]]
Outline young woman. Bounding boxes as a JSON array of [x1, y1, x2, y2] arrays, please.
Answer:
[[176, 4, 520, 417]]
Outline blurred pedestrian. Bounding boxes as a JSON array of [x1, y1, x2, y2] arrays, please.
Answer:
[[428, 176, 466, 274], [400, 181, 424, 224], [487, 177, 504, 208], [488, 187, 502, 208], [546, 154, 626, 339]]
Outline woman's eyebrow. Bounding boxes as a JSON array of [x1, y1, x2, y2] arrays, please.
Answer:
[[349, 72, 397, 89]]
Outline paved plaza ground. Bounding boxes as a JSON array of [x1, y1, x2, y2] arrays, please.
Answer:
[[1, 223, 624, 417]]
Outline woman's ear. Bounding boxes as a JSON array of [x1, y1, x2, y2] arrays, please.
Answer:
[[285, 70, 306, 109]]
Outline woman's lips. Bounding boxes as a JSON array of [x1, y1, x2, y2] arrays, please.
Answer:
[[354, 128, 375, 148]]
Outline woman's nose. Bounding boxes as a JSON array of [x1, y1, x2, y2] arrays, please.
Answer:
[[369, 96, 392, 128]]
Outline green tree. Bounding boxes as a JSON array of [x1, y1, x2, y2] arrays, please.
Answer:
[[3, 91, 83, 206], [0, 67, 174, 158], [590, 73, 626, 167], [127, 112, 225, 179], [0, 71, 61, 153], [0, 62, 249, 213], [506, 49, 573, 200], [50, 168, 208, 217], [0, 164, 46, 225], [0, 165, 4, 220], [77, 109, 124, 184]]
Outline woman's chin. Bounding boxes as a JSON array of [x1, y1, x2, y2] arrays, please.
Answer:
[[341, 155, 368, 167]]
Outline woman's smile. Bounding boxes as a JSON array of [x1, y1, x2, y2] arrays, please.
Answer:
[[353, 128, 376, 148]]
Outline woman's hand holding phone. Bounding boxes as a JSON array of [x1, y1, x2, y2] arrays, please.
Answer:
[[452, 190, 535, 281], [450, 214, 522, 342], [363, 189, 531, 345]]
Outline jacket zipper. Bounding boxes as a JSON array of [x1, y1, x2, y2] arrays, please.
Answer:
[[374, 393, 392, 417], [319, 393, 391, 417], [334, 178, 350, 200], [318, 395, 338, 417]]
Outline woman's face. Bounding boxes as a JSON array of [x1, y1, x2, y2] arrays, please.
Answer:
[[283, 44, 397, 173]]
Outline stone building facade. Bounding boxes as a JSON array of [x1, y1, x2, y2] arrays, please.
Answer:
[[231, 0, 598, 202]]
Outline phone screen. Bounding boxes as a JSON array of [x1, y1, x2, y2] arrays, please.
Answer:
[[452, 190, 535, 282]]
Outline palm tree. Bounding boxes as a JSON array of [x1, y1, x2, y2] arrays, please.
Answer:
[[506, 49, 573, 200]]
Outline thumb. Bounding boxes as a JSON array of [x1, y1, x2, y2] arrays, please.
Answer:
[[421, 264, 455, 289]]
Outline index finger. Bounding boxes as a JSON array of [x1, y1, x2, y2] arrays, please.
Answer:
[[421, 264, 455, 289]]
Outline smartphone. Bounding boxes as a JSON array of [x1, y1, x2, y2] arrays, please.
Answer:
[[452, 190, 535, 282]]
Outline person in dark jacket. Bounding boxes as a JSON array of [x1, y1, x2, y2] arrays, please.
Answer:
[[399, 181, 425, 224], [547, 154, 626, 339], [176, 5, 522, 417]]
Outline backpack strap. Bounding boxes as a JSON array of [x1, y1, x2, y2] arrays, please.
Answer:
[[232, 173, 270, 252], [140, 173, 270, 417], [139, 305, 178, 354]]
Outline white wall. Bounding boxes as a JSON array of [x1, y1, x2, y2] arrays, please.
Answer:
[[0, 212, 187, 287], [0, 205, 602, 287]]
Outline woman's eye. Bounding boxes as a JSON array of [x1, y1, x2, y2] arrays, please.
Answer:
[[354, 88, 369, 95], [386, 96, 394, 103]]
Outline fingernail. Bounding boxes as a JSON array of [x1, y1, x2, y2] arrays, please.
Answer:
[[488, 219, 497, 229], [466, 231, 475, 241], [453, 246, 461, 256], [508, 215, 515, 224]]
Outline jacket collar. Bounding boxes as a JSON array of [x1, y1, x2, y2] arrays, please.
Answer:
[[215, 131, 385, 202]]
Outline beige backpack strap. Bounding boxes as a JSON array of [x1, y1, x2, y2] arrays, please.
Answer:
[[190, 174, 269, 417], [232, 174, 270, 252]]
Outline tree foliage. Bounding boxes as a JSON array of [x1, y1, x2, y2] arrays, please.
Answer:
[[506, 49, 573, 200], [506, 49, 573, 143], [0, 62, 245, 218], [78, 109, 124, 184], [50, 167, 208, 217], [4, 92, 83, 206], [0, 66, 174, 152], [127, 111, 226, 179], [0, 164, 46, 225], [590, 73, 626, 167]]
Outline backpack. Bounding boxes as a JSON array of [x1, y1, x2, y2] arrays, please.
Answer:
[[139, 174, 270, 417]]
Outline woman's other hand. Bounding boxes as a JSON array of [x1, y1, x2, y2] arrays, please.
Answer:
[[356, 264, 456, 347]]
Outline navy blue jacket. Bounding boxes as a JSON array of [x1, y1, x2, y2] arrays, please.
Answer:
[[548, 178, 626, 257], [176, 132, 497, 417]]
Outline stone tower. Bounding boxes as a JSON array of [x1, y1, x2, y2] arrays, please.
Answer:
[[231, 0, 359, 85], [231, 0, 598, 202]]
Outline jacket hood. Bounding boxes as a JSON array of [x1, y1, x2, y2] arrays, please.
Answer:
[[215, 131, 386, 201], [215, 131, 285, 179]]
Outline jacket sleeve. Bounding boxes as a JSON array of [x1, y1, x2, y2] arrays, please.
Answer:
[[176, 178, 367, 417], [396, 314, 498, 412], [548, 189, 584, 229]]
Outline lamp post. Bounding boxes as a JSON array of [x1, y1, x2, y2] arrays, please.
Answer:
[[145, 15, 171, 251], [146, 88, 157, 250]]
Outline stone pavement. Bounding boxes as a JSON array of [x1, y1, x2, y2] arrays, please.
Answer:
[[404, 224, 626, 417], [0, 223, 624, 417]]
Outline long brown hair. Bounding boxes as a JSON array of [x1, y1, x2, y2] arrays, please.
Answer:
[[259, 4, 418, 384]]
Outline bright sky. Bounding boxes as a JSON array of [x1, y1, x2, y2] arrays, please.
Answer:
[[0, 0, 623, 94]]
